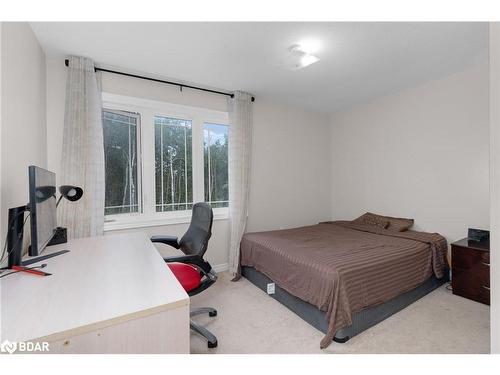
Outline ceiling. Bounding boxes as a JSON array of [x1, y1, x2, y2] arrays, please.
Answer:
[[31, 22, 489, 114]]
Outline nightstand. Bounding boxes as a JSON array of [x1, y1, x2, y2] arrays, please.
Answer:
[[451, 238, 490, 305]]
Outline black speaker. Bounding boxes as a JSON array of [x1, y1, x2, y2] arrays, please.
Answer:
[[7, 205, 29, 268], [48, 227, 67, 246], [467, 228, 489, 243]]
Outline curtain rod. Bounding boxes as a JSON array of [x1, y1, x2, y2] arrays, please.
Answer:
[[64, 59, 255, 102]]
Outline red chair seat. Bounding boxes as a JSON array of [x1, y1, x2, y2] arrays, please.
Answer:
[[167, 262, 201, 292]]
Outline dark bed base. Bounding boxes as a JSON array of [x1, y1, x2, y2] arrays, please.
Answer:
[[241, 266, 448, 343]]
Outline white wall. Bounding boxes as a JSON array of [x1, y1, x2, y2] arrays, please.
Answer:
[[489, 22, 500, 355], [0, 23, 47, 246], [45, 54, 332, 269], [330, 63, 489, 244], [247, 100, 332, 232]]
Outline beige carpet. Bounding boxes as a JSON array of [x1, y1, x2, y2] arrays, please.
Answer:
[[190, 272, 490, 354]]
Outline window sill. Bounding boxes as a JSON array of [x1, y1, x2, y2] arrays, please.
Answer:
[[103, 208, 229, 232]]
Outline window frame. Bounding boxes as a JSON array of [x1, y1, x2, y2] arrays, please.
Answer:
[[102, 93, 229, 231]]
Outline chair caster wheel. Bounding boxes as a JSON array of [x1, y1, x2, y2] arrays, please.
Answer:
[[208, 340, 218, 348], [209, 310, 217, 317]]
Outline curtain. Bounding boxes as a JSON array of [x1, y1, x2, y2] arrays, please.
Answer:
[[59, 56, 105, 238], [227, 91, 253, 277]]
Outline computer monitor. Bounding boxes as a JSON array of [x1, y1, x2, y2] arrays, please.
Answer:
[[28, 166, 57, 256]]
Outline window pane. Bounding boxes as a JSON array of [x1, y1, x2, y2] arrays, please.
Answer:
[[204, 123, 229, 208], [155, 116, 193, 212], [102, 110, 139, 215]]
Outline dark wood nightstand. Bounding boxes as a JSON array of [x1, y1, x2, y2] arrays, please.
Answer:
[[451, 238, 490, 305]]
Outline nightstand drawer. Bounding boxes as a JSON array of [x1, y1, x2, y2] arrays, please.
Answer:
[[452, 268, 490, 305], [451, 246, 489, 272]]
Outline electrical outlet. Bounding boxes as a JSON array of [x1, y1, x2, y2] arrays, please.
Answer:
[[267, 283, 275, 295]]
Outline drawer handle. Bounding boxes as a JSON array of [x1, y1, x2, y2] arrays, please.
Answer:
[[482, 285, 490, 291], [480, 261, 490, 266]]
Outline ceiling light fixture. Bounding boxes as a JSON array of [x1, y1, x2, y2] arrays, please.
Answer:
[[300, 54, 320, 67], [286, 44, 320, 70], [297, 39, 322, 54]]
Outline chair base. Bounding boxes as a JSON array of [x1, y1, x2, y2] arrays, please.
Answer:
[[190, 307, 217, 348]]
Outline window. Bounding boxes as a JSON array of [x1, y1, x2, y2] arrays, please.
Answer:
[[102, 110, 140, 215], [102, 93, 229, 230], [204, 123, 229, 208], [155, 116, 193, 212]]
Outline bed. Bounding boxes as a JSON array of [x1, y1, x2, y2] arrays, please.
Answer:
[[239, 220, 448, 349]]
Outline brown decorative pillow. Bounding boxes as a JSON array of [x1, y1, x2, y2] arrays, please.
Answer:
[[384, 215, 414, 232], [353, 212, 414, 232], [353, 213, 389, 229]]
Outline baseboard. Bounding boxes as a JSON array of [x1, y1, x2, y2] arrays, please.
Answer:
[[213, 263, 229, 273]]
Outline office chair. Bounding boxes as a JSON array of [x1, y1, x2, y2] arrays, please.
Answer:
[[151, 202, 218, 348]]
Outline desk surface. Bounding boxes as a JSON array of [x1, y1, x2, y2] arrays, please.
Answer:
[[0, 232, 189, 343]]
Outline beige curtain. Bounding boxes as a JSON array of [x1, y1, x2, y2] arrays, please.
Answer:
[[59, 56, 104, 238], [227, 91, 253, 276]]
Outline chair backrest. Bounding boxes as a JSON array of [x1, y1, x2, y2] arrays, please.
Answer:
[[179, 202, 214, 257]]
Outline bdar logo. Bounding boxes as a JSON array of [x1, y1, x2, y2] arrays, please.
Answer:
[[1, 340, 18, 354], [1, 340, 49, 353]]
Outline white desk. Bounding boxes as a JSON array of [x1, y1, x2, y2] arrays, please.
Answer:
[[0, 232, 190, 354]]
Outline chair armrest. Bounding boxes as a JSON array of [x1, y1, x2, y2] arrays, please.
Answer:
[[164, 254, 198, 263], [151, 235, 180, 249], [164, 254, 212, 274]]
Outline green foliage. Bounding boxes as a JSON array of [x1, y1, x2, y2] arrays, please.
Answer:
[[103, 111, 139, 215], [103, 113, 229, 216], [204, 127, 228, 208], [155, 117, 193, 212]]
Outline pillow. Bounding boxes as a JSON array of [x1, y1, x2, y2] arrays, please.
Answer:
[[384, 215, 414, 232], [353, 213, 389, 229], [353, 212, 414, 232]]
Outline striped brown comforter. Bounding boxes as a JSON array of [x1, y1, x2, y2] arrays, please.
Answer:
[[239, 221, 448, 348]]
